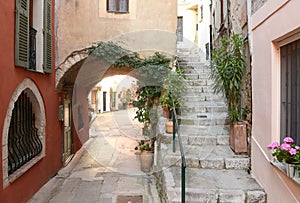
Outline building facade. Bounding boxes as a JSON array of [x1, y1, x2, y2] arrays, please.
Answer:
[[251, 0, 300, 201], [55, 0, 178, 166], [0, 0, 62, 202], [177, 0, 212, 59]]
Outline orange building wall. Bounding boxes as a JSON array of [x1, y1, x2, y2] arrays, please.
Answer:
[[0, 0, 63, 202]]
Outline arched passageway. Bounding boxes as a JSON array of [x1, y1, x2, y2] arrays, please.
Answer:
[[56, 41, 175, 166]]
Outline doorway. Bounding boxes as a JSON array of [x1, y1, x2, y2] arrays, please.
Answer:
[[177, 16, 183, 42], [103, 91, 107, 112], [63, 99, 74, 165]]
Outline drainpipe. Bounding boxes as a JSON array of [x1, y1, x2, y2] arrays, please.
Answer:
[[246, 0, 253, 56], [226, 0, 230, 37]]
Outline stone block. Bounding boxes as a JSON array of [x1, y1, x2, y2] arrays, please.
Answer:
[[200, 158, 224, 169], [218, 189, 245, 203], [246, 190, 266, 203], [185, 156, 200, 168], [189, 136, 217, 146], [217, 136, 229, 145], [186, 188, 218, 203], [225, 158, 249, 169]]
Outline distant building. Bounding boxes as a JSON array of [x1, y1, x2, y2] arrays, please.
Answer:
[[88, 75, 137, 115], [177, 0, 212, 59]]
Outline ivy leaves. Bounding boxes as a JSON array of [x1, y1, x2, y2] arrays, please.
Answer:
[[88, 41, 170, 70]]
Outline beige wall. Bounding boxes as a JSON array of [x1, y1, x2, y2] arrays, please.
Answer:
[[55, 0, 177, 65], [251, 0, 300, 202]]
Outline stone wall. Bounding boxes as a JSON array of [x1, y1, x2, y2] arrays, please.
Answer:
[[211, 0, 252, 154], [251, 0, 268, 14]]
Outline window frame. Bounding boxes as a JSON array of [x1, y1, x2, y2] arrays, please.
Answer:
[[106, 0, 129, 13], [15, 0, 52, 73], [280, 39, 300, 144]]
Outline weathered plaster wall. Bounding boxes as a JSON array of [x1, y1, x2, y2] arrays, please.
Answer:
[[230, 0, 247, 35], [251, 0, 300, 201], [56, 0, 177, 65]]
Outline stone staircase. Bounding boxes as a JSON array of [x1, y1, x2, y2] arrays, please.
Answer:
[[157, 48, 266, 203]]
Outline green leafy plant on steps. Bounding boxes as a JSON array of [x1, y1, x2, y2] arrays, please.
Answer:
[[210, 34, 246, 122], [135, 139, 153, 152], [160, 70, 186, 111]]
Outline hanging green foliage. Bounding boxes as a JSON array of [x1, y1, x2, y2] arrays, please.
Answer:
[[88, 41, 185, 131]]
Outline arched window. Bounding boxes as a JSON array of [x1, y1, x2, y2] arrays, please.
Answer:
[[2, 78, 45, 187], [8, 92, 42, 175]]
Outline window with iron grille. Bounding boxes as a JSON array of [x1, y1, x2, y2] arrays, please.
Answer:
[[8, 92, 42, 175], [280, 39, 300, 144], [107, 0, 129, 13], [15, 0, 52, 73]]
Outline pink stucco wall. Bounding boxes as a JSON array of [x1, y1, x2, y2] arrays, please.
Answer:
[[251, 0, 300, 202]]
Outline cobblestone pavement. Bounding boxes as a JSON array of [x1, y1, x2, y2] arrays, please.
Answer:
[[29, 108, 161, 203]]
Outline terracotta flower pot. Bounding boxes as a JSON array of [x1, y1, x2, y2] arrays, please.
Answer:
[[229, 122, 247, 154], [163, 107, 170, 119], [140, 150, 153, 172], [166, 121, 173, 134]]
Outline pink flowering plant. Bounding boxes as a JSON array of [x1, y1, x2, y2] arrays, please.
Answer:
[[267, 137, 300, 164]]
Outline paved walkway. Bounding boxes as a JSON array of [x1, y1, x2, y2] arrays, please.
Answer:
[[29, 109, 160, 203]]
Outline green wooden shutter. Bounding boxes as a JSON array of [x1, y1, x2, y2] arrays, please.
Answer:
[[43, 0, 52, 73], [15, 0, 30, 68]]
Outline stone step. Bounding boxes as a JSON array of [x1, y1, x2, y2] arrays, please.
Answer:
[[162, 167, 266, 203], [179, 114, 228, 126], [179, 125, 229, 136], [160, 144, 249, 170], [178, 61, 210, 68], [177, 56, 202, 63], [176, 50, 200, 55], [181, 94, 224, 102], [182, 101, 226, 106], [181, 105, 227, 114], [185, 79, 214, 86], [161, 133, 229, 146], [180, 66, 211, 73], [158, 52, 266, 203], [181, 89, 224, 96], [184, 86, 216, 94], [180, 68, 199, 75]]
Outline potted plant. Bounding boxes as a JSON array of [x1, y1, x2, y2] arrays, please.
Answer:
[[267, 137, 300, 177], [210, 34, 247, 154], [160, 70, 186, 133], [159, 93, 172, 119], [135, 139, 154, 172]]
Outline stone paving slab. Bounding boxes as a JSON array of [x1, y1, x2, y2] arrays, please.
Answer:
[[29, 111, 161, 203]]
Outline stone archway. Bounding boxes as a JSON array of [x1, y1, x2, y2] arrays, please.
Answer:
[[55, 44, 142, 161], [56, 48, 89, 91]]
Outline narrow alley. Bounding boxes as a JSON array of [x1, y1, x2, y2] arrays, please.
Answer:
[[2, 0, 300, 202], [29, 109, 160, 203]]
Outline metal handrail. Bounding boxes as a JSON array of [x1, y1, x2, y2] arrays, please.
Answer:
[[169, 57, 186, 202]]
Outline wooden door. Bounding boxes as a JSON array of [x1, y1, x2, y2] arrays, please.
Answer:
[[177, 17, 183, 42], [63, 99, 73, 165]]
